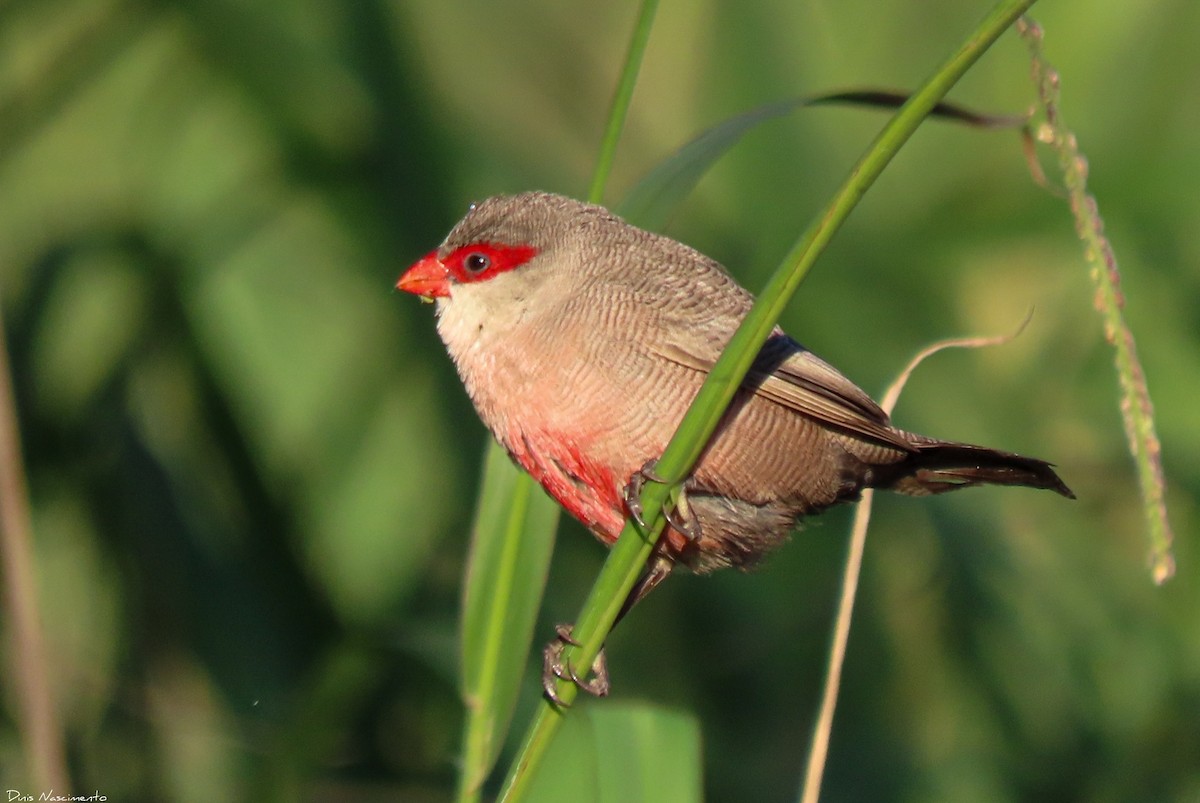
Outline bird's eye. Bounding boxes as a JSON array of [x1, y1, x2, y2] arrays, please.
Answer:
[[464, 252, 491, 274], [445, 243, 537, 284]]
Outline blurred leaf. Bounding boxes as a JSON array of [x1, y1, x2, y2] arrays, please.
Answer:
[[618, 92, 1026, 231], [458, 447, 559, 798], [618, 96, 812, 231], [525, 703, 703, 803]]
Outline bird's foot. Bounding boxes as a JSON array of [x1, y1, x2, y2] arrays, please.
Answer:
[[622, 459, 702, 541], [542, 624, 610, 706], [621, 459, 657, 526]]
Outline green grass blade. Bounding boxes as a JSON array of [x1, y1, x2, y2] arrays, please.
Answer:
[[525, 703, 703, 803], [457, 446, 559, 801], [456, 0, 661, 798], [1019, 17, 1175, 583], [616, 96, 812, 230], [618, 92, 1029, 231], [499, 0, 1040, 799], [588, 0, 661, 206]]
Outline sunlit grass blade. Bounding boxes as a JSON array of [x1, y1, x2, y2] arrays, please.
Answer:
[[525, 703, 703, 803], [458, 447, 559, 801], [499, 1, 1041, 799], [588, 0, 661, 206], [1018, 17, 1175, 584], [618, 91, 1029, 231]]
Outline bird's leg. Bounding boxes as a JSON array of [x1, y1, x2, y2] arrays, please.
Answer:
[[622, 459, 702, 542], [614, 550, 675, 625], [545, 460, 695, 706], [541, 550, 675, 707]]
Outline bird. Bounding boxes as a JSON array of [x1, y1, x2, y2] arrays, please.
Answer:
[[397, 191, 1073, 699]]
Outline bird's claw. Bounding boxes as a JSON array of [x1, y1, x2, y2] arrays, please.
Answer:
[[663, 493, 701, 541], [621, 459, 662, 527], [542, 624, 610, 706], [622, 459, 702, 542]]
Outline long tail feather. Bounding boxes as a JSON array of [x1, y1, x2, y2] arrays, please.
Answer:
[[880, 440, 1075, 499]]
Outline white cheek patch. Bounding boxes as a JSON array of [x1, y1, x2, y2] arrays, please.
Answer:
[[436, 292, 485, 355], [436, 285, 509, 361]]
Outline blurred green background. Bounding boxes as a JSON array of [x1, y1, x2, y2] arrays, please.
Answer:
[[2, 0, 1197, 800]]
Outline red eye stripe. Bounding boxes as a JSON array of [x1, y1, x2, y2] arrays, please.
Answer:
[[443, 243, 539, 284]]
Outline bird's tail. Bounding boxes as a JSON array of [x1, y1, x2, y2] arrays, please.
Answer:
[[876, 436, 1075, 499]]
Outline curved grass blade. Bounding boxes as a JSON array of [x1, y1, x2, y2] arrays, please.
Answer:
[[499, 1, 1041, 799], [616, 96, 811, 230], [457, 446, 559, 801], [1018, 17, 1174, 583], [618, 91, 1028, 232]]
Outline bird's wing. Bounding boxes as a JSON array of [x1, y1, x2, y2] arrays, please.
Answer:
[[650, 333, 914, 451], [599, 232, 912, 450]]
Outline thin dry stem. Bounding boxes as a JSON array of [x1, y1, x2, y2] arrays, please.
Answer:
[[0, 305, 70, 790], [801, 324, 1029, 803]]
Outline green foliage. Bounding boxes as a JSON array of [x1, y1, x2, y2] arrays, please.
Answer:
[[1, 0, 1197, 800], [458, 448, 558, 799], [525, 703, 703, 803]]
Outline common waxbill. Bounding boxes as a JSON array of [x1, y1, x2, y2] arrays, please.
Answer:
[[398, 191, 1072, 692]]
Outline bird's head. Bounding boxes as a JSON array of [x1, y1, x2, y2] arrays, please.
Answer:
[[397, 191, 612, 301]]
